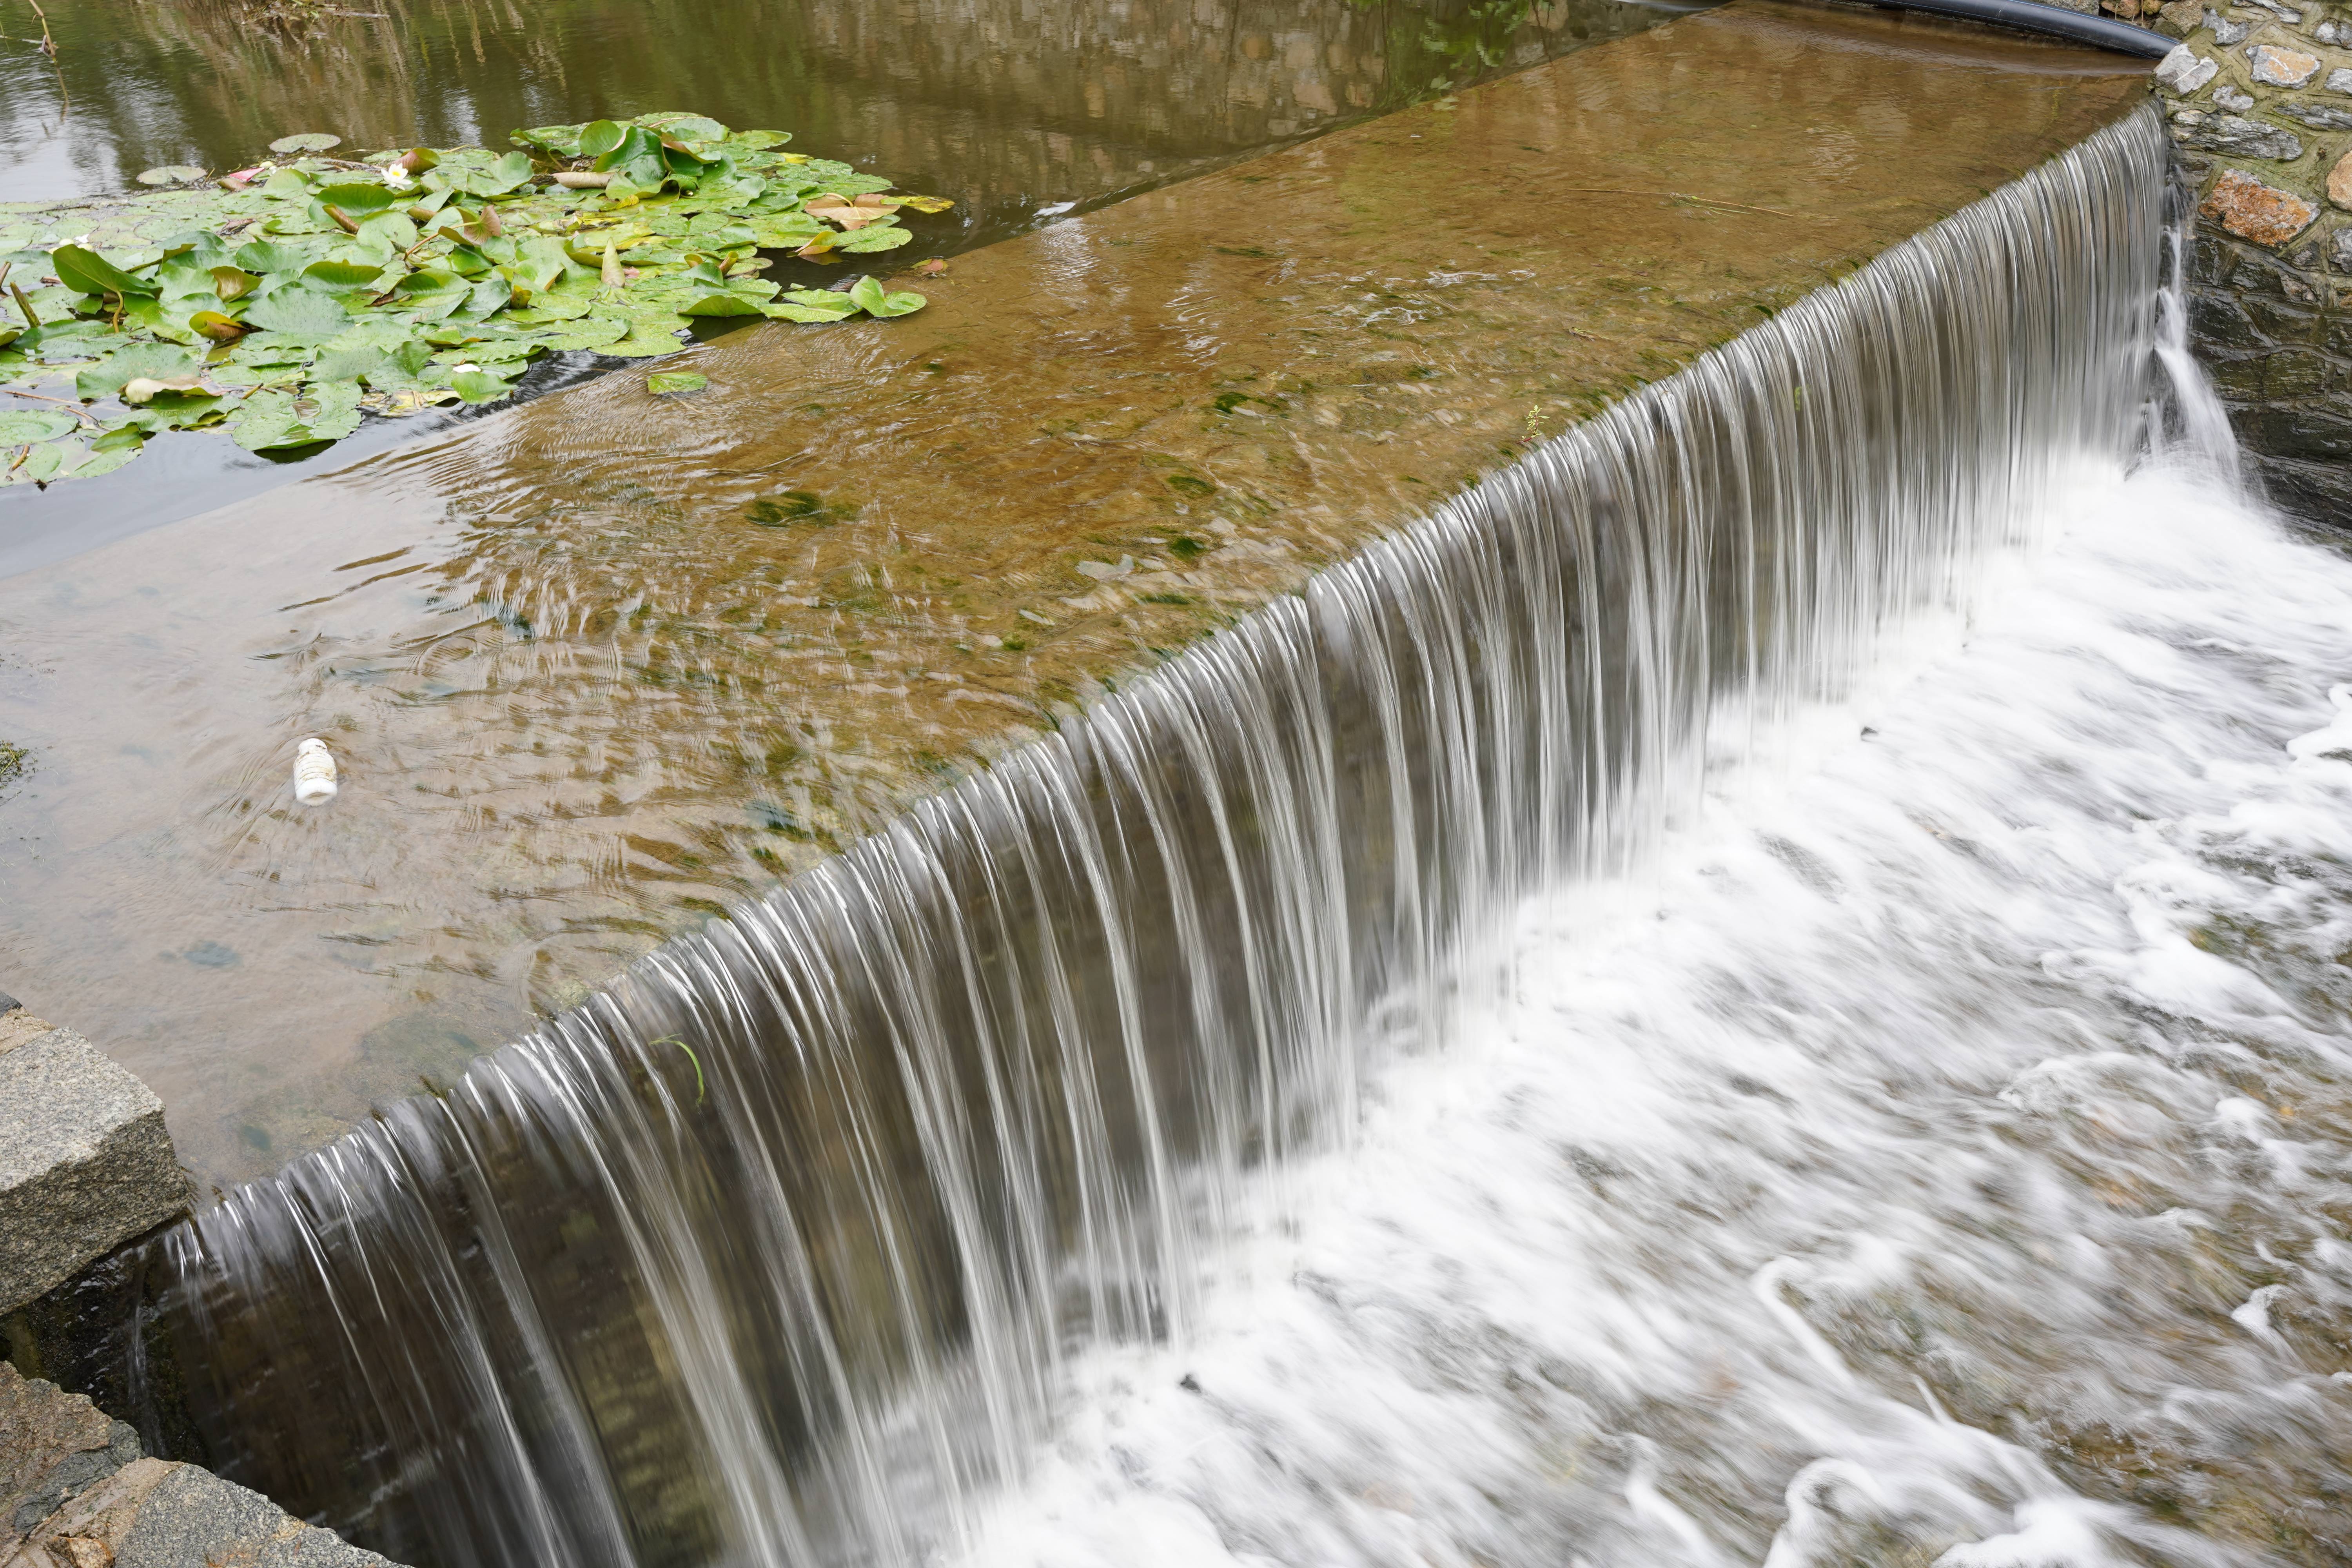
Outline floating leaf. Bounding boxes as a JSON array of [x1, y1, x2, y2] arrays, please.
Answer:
[[0, 107, 953, 485], [0, 408, 79, 443], [577, 120, 628, 159], [895, 195, 955, 214], [445, 368, 512, 404], [270, 133, 343, 154], [302, 259, 385, 290], [314, 181, 405, 218], [646, 370, 706, 394], [137, 166, 207, 187], [679, 292, 764, 317], [76, 342, 201, 400], [241, 288, 355, 342], [849, 276, 926, 319], [52, 245, 158, 298]]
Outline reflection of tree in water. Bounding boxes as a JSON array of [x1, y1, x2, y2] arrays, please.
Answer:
[[16, 0, 1670, 238]]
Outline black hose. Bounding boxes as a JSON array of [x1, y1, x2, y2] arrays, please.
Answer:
[[1860, 0, 2178, 55]]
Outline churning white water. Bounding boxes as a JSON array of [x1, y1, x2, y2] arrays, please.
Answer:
[[949, 457, 2352, 1567]]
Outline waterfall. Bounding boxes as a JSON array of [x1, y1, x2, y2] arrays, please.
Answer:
[[71, 103, 2169, 1568]]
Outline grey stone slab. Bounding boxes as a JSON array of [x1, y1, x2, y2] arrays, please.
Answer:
[[0, 1028, 193, 1314]]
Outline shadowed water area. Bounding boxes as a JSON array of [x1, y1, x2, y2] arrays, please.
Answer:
[[0, 2, 2147, 1189]]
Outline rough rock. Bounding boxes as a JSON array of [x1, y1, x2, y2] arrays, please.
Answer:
[[0, 1028, 193, 1315], [2170, 108, 2306, 159], [2248, 42, 2321, 84], [0, 1365, 401, 1568], [2214, 83, 2256, 110], [2201, 167, 2319, 243], [0, 1009, 52, 1058], [2332, 226, 2352, 271], [2157, 44, 2220, 91], [2329, 65, 2352, 93], [2208, 8, 2252, 43], [2330, 150, 2352, 209], [2276, 98, 2352, 128]]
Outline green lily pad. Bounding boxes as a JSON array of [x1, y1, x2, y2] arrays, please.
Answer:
[[240, 288, 356, 342], [137, 167, 208, 187], [52, 245, 158, 298], [270, 133, 343, 154], [75, 343, 202, 401], [444, 368, 513, 403], [849, 276, 926, 319], [302, 259, 385, 290], [0, 106, 952, 485], [646, 370, 706, 394], [0, 408, 80, 443]]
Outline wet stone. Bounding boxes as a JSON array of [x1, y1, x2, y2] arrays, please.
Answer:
[[2330, 65, 2352, 91], [2171, 108, 2305, 159], [2208, 8, 2252, 42], [2157, 44, 2220, 89], [0, 1027, 193, 1313], [2190, 290, 2265, 350], [2330, 150, 2352, 209], [2276, 98, 2352, 128], [2201, 167, 2320, 244], [2248, 41, 2321, 83], [2214, 83, 2255, 109], [1, 1364, 401, 1568]]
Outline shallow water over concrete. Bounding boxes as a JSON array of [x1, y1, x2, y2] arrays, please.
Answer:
[[0, 0, 1689, 555], [0, 3, 2149, 1188]]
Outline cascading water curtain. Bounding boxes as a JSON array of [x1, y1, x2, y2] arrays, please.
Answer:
[[74, 103, 2167, 1568]]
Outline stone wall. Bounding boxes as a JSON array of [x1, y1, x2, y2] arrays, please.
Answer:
[[2, 1361, 400, 1568], [2144, 4, 2352, 519]]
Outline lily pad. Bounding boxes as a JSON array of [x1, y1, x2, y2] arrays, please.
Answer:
[[0, 408, 81, 443], [52, 245, 158, 298], [137, 167, 208, 187], [0, 107, 953, 485], [646, 370, 707, 394], [849, 276, 926, 319]]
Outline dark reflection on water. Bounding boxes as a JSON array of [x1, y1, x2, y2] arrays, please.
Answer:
[[3, 0, 1690, 236]]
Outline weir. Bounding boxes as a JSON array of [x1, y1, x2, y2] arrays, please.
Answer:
[[29, 99, 2174, 1568]]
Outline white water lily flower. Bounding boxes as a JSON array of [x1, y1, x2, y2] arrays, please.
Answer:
[[447, 362, 481, 375], [382, 163, 413, 189]]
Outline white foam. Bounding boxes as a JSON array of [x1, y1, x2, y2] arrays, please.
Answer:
[[951, 461, 2352, 1566]]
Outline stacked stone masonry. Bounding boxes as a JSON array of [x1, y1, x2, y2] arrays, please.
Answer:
[[1, 1363, 399, 1568], [2134, 0, 2352, 518]]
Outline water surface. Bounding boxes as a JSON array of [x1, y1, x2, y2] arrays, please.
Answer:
[[0, 4, 2149, 1188]]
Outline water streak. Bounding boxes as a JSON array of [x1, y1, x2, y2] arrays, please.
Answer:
[[77, 103, 2169, 1568]]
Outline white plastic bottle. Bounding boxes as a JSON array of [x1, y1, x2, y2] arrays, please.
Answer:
[[293, 737, 338, 806]]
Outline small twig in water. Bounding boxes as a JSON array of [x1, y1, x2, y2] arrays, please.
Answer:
[[0, 387, 99, 426], [21, 0, 64, 118]]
